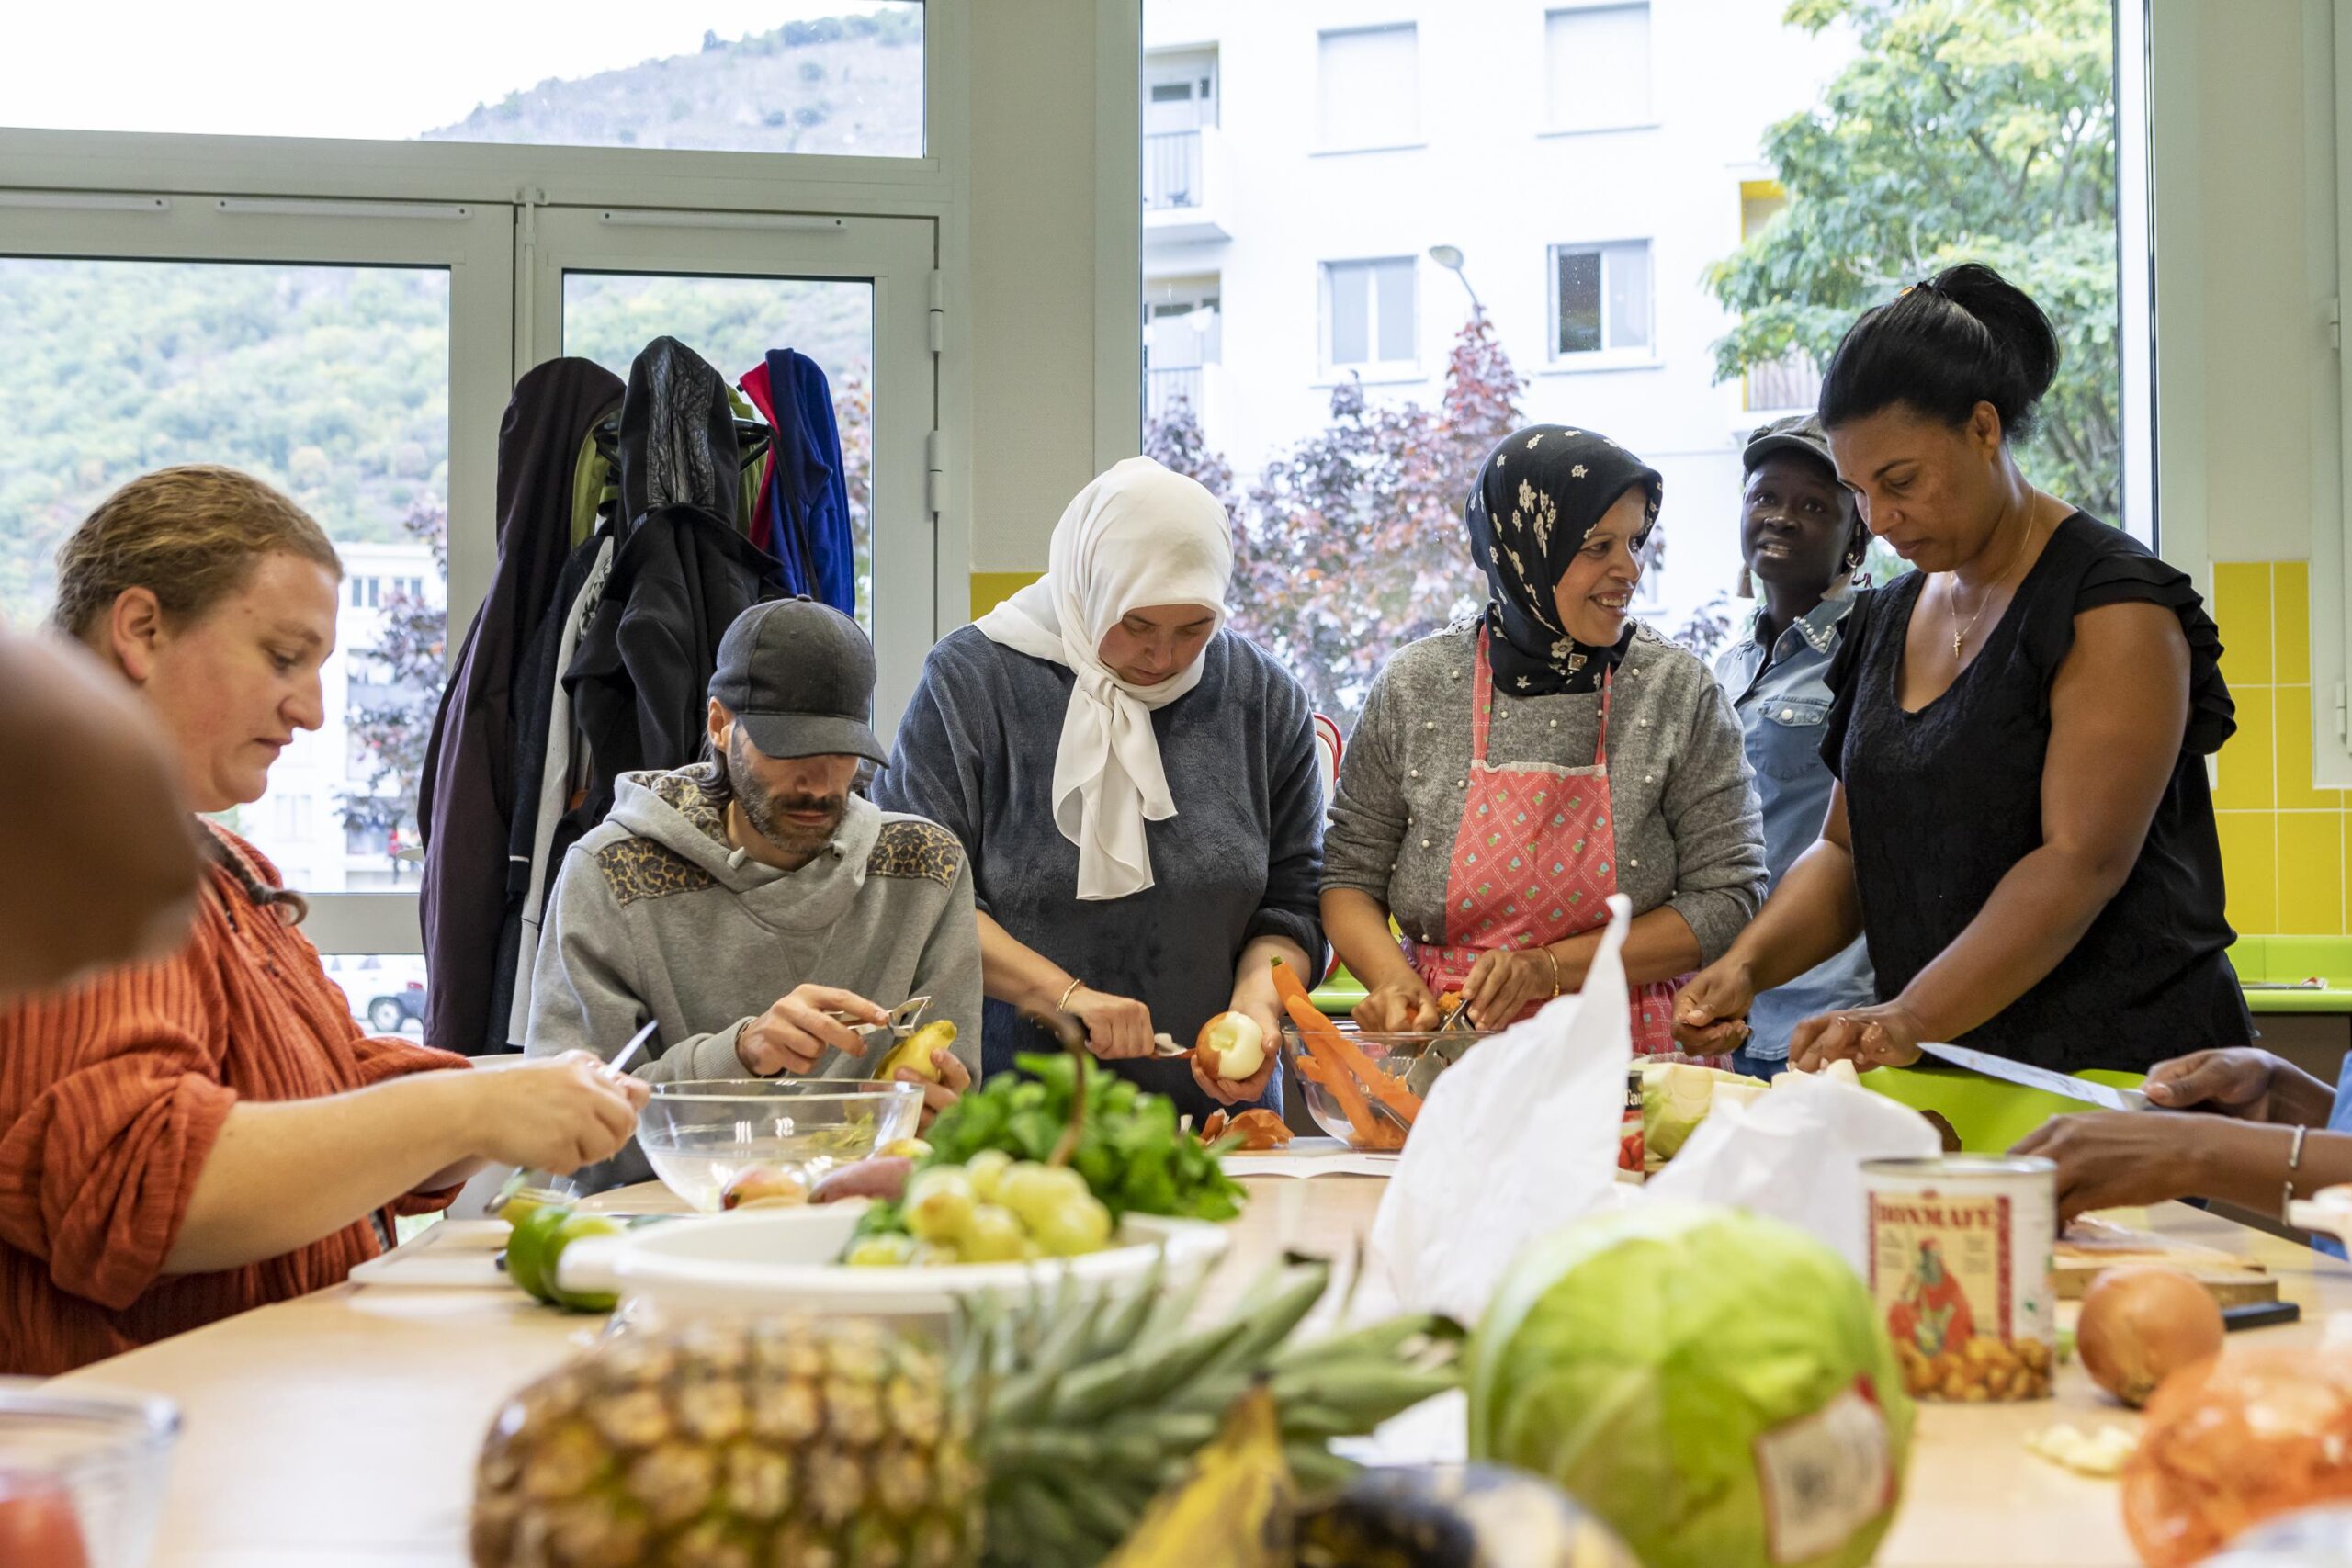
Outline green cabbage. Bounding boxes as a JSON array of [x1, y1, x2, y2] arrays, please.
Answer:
[[1466, 1202, 1914, 1568]]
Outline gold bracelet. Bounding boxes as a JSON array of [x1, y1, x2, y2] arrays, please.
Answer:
[[1544, 947, 1563, 998], [1054, 977, 1086, 1013]]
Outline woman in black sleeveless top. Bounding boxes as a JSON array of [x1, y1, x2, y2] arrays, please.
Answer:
[[1675, 264, 2250, 1075]]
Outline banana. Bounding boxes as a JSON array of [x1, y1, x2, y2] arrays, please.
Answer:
[[1099, 1385, 1295, 1568]]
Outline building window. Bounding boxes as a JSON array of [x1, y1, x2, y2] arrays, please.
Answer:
[[1317, 25, 1418, 151], [1545, 4, 1656, 132], [1146, 280, 1221, 425], [1323, 258, 1417, 372], [1551, 241, 1652, 357]]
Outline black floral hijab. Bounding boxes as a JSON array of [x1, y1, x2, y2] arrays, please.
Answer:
[[1464, 423, 1663, 696]]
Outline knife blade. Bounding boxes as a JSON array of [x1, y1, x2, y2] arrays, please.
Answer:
[[1915, 1041, 2152, 1112]]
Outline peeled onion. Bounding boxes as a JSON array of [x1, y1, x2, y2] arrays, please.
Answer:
[[2077, 1265, 2225, 1408], [1195, 1011, 1267, 1080]]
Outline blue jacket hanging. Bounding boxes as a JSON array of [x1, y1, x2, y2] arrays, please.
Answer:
[[740, 349, 855, 616]]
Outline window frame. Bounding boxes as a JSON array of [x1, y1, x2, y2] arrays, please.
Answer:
[[1313, 22, 1423, 155], [0, 0, 984, 951], [1542, 0, 1658, 137], [1546, 237, 1657, 367], [1318, 255, 1420, 380]]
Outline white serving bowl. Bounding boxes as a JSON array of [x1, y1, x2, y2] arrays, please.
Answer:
[[556, 1201, 1229, 1325]]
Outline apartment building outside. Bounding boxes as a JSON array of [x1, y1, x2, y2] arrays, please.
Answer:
[[1141, 0, 1854, 631]]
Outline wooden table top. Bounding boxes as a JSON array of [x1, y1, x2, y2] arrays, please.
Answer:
[[45, 1179, 2352, 1568]]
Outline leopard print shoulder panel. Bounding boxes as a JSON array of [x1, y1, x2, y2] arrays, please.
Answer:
[[594, 836, 718, 906], [867, 819, 964, 887]]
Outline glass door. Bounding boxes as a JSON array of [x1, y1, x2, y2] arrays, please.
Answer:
[[523, 209, 937, 730], [0, 194, 513, 962]]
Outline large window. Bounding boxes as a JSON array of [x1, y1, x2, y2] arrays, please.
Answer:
[[1551, 241, 1652, 358], [1323, 258, 1418, 374], [1141, 0, 2145, 726], [0, 256, 453, 893], [1317, 25, 1419, 152], [6, 6, 925, 156], [1545, 4, 1655, 132]]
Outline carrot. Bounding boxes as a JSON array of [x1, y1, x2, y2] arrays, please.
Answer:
[[1283, 990, 1383, 1144]]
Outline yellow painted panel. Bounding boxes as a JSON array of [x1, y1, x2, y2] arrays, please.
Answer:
[[2212, 685, 2276, 810], [2278, 812, 2346, 935], [2276, 683, 2350, 809], [2275, 559, 2312, 684], [969, 571, 1041, 622], [2211, 561, 2273, 687], [2217, 811, 2279, 934]]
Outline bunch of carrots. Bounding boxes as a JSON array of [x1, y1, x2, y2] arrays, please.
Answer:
[[1272, 960, 1423, 1152]]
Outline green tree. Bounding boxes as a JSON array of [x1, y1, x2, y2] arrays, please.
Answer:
[[1707, 0, 2119, 515]]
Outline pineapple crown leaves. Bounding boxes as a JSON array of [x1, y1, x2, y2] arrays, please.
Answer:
[[950, 1254, 1465, 1568]]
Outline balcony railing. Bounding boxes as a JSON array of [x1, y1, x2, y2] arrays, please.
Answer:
[[1746, 347, 1824, 414], [1147, 365, 1204, 424], [1144, 130, 1203, 210]]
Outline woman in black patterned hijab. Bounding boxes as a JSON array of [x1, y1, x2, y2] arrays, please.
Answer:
[[1317, 420, 1765, 1043], [1464, 423, 1663, 696]]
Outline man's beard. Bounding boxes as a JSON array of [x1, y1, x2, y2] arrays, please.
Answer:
[[726, 730, 846, 857]]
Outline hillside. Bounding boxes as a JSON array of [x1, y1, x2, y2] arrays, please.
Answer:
[[420, 13, 924, 157], [2, 18, 910, 626]]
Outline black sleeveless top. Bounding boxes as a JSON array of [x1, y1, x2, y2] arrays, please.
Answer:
[[1820, 514, 2251, 1073]]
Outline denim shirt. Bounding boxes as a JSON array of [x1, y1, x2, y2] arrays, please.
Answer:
[[1713, 594, 1878, 1058]]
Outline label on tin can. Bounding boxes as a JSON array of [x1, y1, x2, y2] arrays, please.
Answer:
[[1618, 1066, 1644, 1172], [1865, 1157, 2055, 1402]]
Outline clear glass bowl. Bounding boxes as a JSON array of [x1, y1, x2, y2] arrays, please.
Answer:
[[0, 1382, 178, 1568], [1278, 1025, 1499, 1149], [639, 1079, 923, 1213]]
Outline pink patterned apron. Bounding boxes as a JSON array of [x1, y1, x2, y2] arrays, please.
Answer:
[[1409, 630, 1685, 1054]]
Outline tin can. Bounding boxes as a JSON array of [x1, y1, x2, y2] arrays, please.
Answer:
[[1860, 1155, 2056, 1402], [1618, 1065, 1644, 1173]]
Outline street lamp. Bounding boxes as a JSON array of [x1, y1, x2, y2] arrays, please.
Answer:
[[1428, 243, 1481, 314]]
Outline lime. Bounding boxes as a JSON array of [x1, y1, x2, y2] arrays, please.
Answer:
[[544, 1213, 627, 1313], [503, 1202, 572, 1304]]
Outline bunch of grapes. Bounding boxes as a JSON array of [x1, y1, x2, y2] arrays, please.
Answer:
[[845, 1149, 1114, 1266]]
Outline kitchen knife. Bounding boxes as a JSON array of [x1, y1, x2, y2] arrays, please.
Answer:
[[1915, 1041, 2153, 1112]]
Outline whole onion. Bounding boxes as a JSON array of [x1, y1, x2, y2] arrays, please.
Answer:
[[2077, 1266, 2224, 1408]]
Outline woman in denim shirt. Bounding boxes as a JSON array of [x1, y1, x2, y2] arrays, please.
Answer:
[[1711, 414, 1877, 1077]]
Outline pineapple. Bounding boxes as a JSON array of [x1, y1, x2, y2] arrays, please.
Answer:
[[471, 1256, 1459, 1568]]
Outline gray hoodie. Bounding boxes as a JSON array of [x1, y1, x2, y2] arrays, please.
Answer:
[[526, 763, 982, 1113]]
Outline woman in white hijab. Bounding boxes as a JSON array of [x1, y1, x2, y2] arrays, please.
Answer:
[[876, 457, 1327, 1121]]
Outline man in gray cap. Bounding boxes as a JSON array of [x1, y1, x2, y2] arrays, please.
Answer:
[[526, 599, 978, 1178]]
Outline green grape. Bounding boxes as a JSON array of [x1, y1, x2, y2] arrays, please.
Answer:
[[845, 1234, 918, 1268], [904, 1166, 978, 1243], [910, 1241, 963, 1267], [996, 1162, 1089, 1230], [964, 1147, 1013, 1203], [960, 1203, 1026, 1263], [1029, 1193, 1115, 1258]]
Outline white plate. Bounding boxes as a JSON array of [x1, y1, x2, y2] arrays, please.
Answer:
[[557, 1200, 1231, 1323]]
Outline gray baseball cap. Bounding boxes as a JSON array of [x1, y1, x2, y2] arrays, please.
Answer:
[[708, 598, 888, 764], [1742, 412, 1838, 479]]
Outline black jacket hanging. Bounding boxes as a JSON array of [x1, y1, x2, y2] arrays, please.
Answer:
[[419, 358, 623, 1056], [563, 339, 786, 831]]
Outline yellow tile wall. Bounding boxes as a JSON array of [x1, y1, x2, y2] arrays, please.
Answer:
[[969, 571, 1042, 622], [2211, 560, 2352, 935]]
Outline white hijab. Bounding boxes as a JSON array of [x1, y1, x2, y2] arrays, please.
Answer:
[[975, 456, 1233, 900]]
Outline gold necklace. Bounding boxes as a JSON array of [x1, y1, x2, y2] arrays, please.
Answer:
[[1946, 513, 2041, 660]]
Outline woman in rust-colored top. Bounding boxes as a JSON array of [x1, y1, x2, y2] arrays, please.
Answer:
[[0, 468, 648, 1375]]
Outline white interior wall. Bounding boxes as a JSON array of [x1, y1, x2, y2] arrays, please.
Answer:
[[961, 0, 1141, 578], [2152, 0, 2340, 570]]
